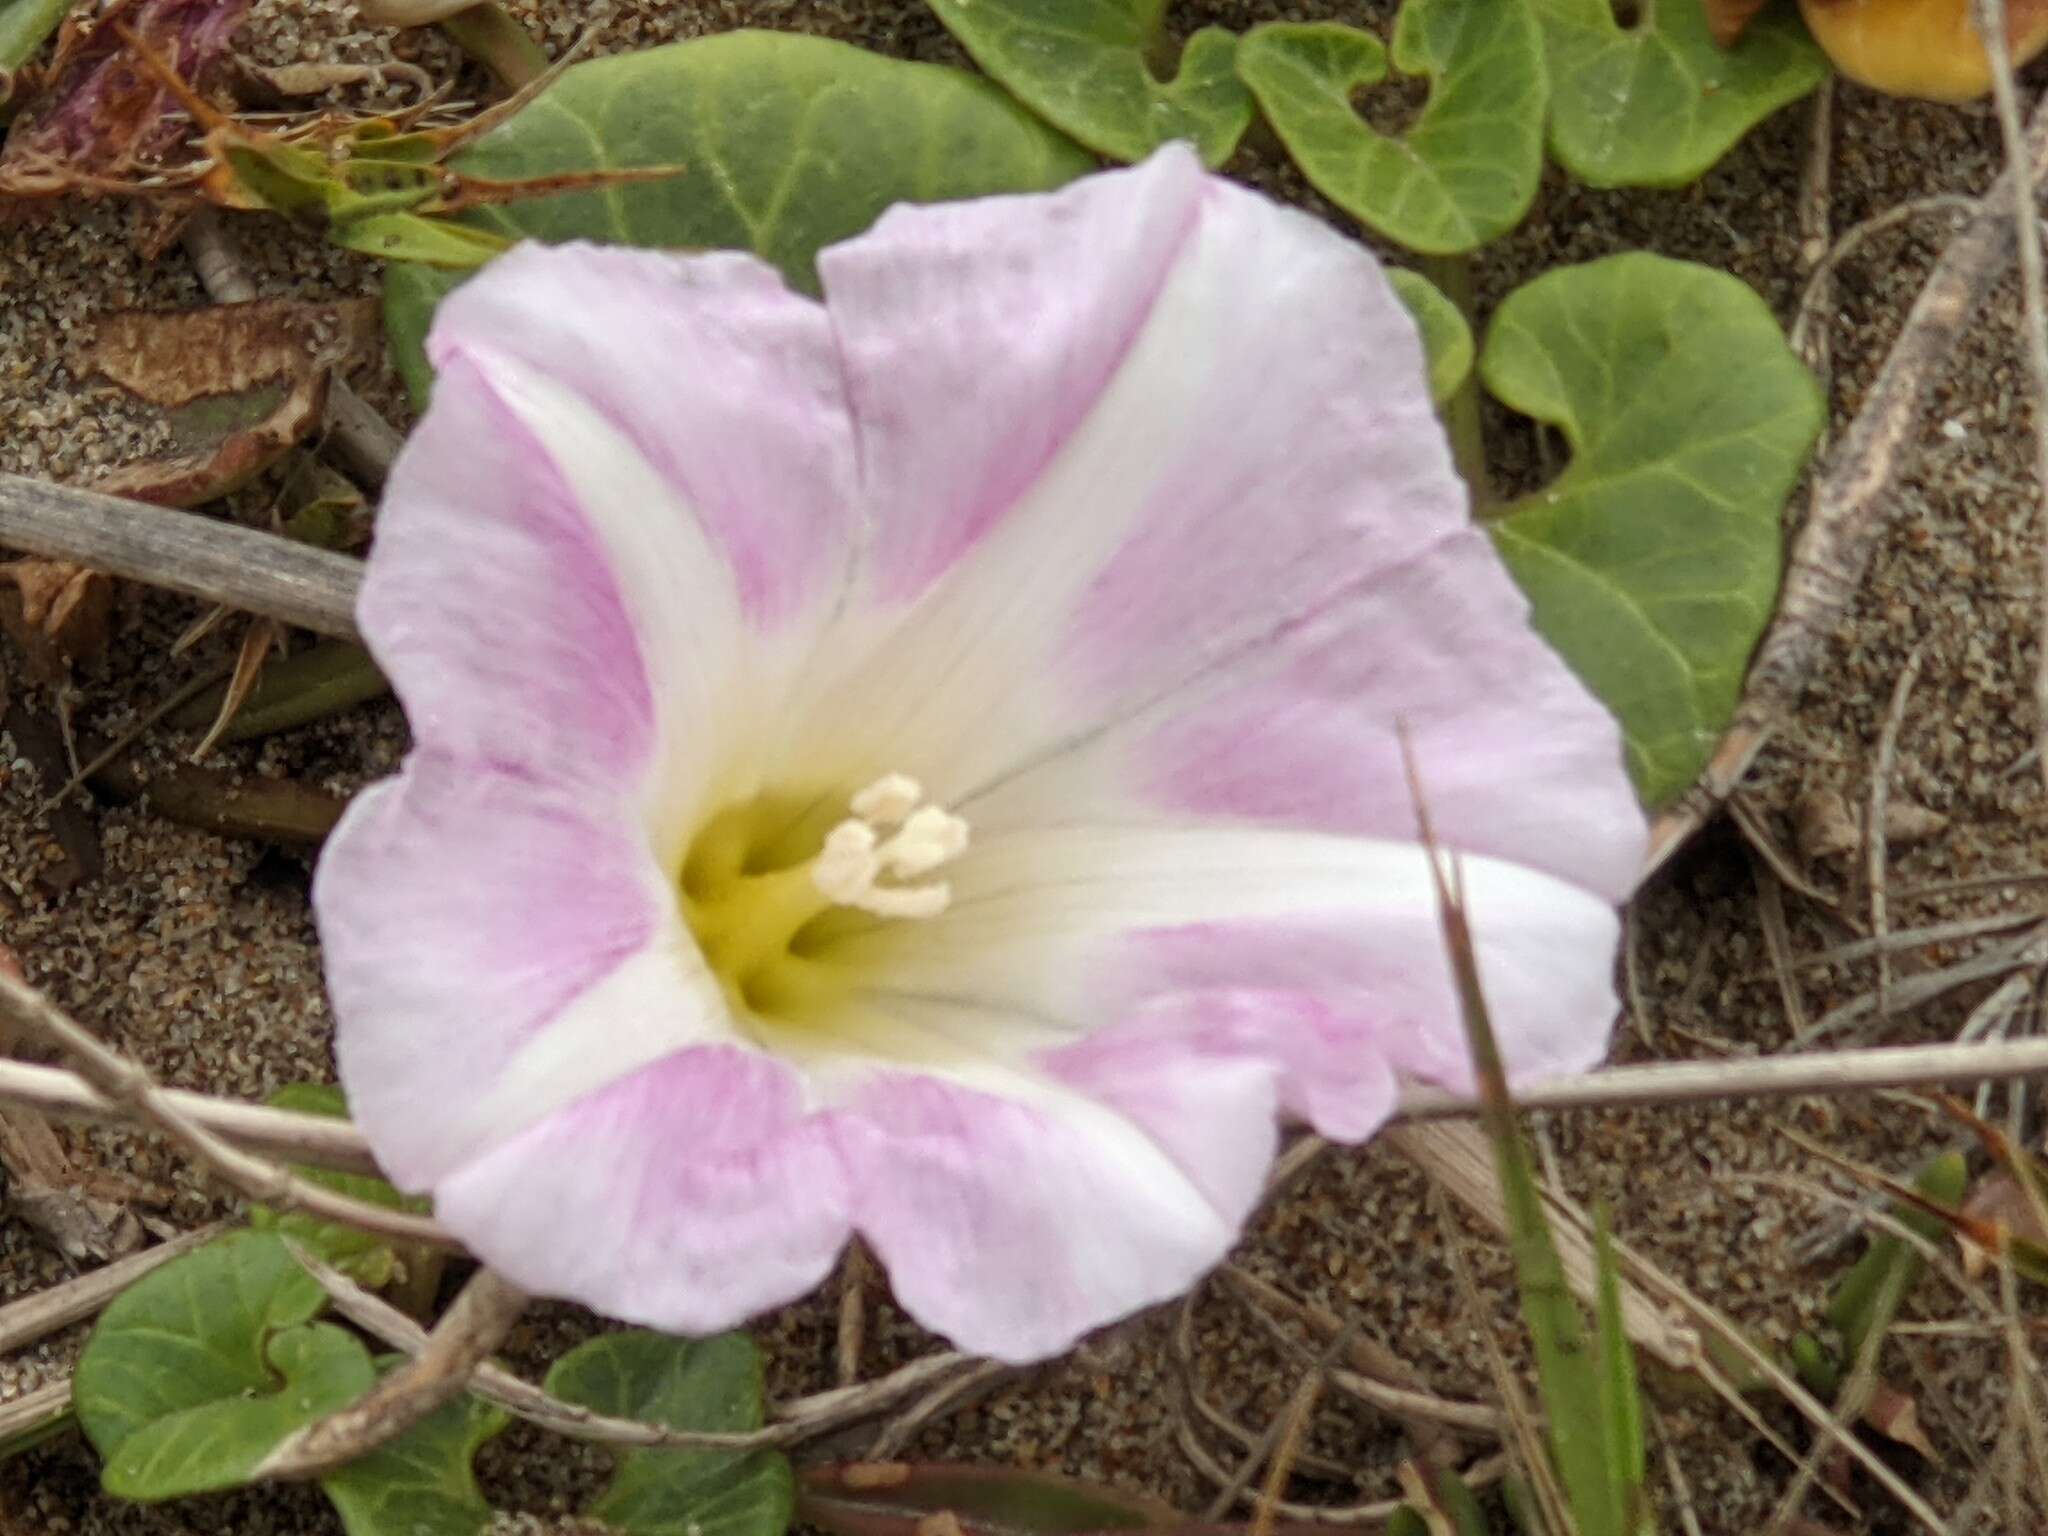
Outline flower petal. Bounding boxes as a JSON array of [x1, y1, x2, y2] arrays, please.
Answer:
[[434, 1048, 852, 1336], [966, 528, 1648, 904], [836, 825, 1622, 1122], [837, 1039, 1276, 1363], [794, 144, 1461, 801], [316, 764, 741, 1189], [366, 244, 858, 854]]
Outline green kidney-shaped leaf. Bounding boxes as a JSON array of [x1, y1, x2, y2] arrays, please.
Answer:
[[545, 1331, 791, 1536], [384, 30, 1095, 400], [248, 1083, 413, 1289], [1237, 2, 1546, 255], [320, 1360, 510, 1536], [75, 1231, 376, 1501], [1531, 0, 1825, 187], [1481, 254, 1822, 804], [926, 0, 1250, 167], [1389, 268, 1474, 407]]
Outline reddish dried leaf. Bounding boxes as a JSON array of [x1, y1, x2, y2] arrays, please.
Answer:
[[90, 297, 378, 405], [91, 371, 327, 507], [1705, 0, 1772, 48], [1958, 1167, 2048, 1277], [2, 0, 249, 176]]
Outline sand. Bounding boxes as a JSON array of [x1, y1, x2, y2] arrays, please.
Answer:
[[2, 2, 2046, 1530]]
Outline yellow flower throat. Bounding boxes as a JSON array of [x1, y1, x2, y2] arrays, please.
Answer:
[[679, 775, 967, 1032]]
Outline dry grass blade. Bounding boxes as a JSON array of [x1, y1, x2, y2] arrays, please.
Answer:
[[1866, 642, 1927, 1022], [287, 1241, 986, 1453], [0, 969, 451, 1249]]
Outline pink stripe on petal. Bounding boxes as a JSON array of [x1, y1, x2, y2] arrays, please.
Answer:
[[426, 243, 858, 629], [315, 763, 668, 1187], [362, 353, 659, 793], [1137, 530, 1647, 903], [434, 1047, 852, 1336], [837, 1060, 1270, 1363], [818, 146, 1206, 603]]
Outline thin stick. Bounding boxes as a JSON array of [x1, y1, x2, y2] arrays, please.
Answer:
[[9, 1034, 2048, 1178], [1867, 643, 1927, 1021], [0, 970, 452, 1249], [0, 1222, 226, 1355], [290, 1241, 983, 1452], [0, 1377, 74, 1444], [1646, 90, 2048, 878], [258, 1266, 529, 1480], [0, 473, 362, 638], [1973, 0, 2048, 797]]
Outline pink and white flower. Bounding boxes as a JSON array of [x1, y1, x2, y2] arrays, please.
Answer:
[[313, 145, 1646, 1365]]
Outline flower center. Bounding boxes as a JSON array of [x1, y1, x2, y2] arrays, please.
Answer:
[[679, 774, 968, 1030]]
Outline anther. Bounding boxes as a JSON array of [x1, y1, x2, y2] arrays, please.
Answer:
[[813, 775, 969, 919]]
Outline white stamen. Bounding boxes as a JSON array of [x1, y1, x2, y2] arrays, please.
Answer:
[[812, 776, 969, 919], [850, 773, 923, 825]]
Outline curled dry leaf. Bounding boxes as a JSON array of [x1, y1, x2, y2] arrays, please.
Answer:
[[85, 297, 378, 509], [1792, 787, 1948, 863], [0, 0, 250, 192], [1862, 1382, 1935, 1459], [0, 559, 112, 674], [1957, 1166, 2048, 1277]]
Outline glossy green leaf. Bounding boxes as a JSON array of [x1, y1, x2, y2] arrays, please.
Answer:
[[1237, 2, 1545, 255], [1481, 253, 1822, 805], [926, 0, 1249, 167], [383, 30, 1094, 402], [546, 1331, 792, 1536], [1531, 0, 1826, 188], [799, 1462, 1179, 1536], [247, 1083, 414, 1289], [1388, 268, 1473, 407], [74, 1231, 377, 1500], [320, 1362, 509, 1536]]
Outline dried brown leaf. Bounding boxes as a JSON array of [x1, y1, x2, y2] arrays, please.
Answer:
[[90, 296, 377, 405], [1959, 1167, 2048, 1277], [1794, 787, 1948, 863], [1861, 1381, 1935, 1459], [0, 558, 112, 673]]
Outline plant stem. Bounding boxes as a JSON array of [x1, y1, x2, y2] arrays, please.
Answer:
[[1418, 253, 1490, 513]]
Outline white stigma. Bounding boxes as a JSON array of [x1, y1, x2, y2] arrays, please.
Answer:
[[812, 775, 969, 920]]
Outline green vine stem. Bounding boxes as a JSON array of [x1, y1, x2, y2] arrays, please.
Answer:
[[1417, 252, 1489, 514]]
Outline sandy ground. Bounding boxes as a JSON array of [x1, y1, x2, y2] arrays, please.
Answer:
[[2, 1, 2046, 1531]]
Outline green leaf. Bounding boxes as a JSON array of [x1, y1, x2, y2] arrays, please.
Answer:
[[1481, 253, 1823, 805], [1825, 1152, 1969, 1363], [1388, 268, 1474, 408], [1237, 2, 1546, 255], [320, 1361, 509, 1536], [247, 1083, 413, 1289], [0, 0, 73, 79], [1530, 0, 1826, 188], [1591, 1209, 1649, 1534], [546, 1331, 793, 1536], [171, 641, 390, 746], [383, 30, 1094, 403], [74, 1231, 376, 1501], [926, 0, 1250, 167]]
